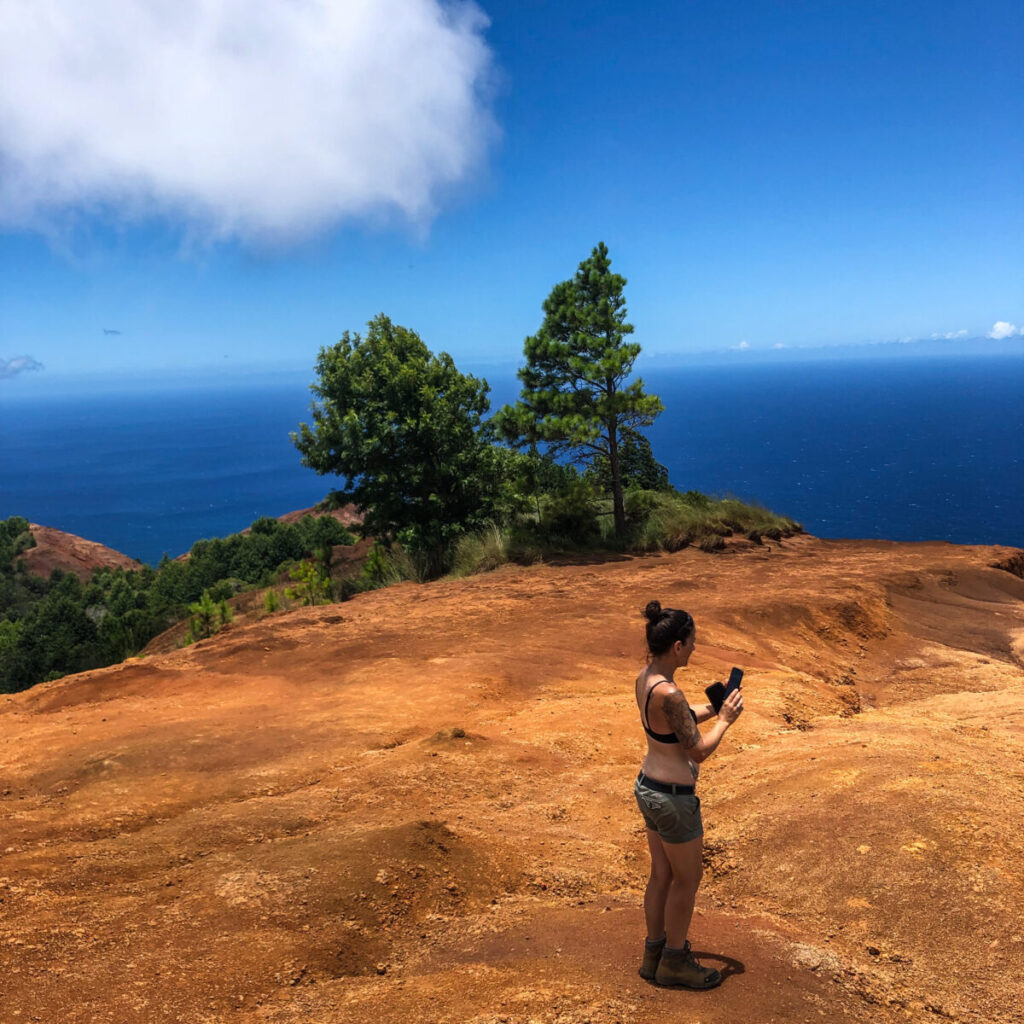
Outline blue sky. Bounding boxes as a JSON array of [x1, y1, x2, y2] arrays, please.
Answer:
[[1, 0, 1022, 386]]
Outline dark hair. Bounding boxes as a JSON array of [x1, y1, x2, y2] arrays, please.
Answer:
[[643, 600, 695, 656]]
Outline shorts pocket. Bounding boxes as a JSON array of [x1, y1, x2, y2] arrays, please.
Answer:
[[638, 790, 680, 834]]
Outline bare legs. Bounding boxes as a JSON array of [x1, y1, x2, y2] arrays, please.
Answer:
[[643, 828, 671, 939], [643, 827, 703, 947]]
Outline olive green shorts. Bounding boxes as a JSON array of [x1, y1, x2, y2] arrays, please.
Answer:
[[634, 775, 703, 844]]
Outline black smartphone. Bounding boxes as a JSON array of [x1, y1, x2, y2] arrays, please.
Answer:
[[705, 667, 743, 714], [725, 666, 744, 696], [704, 681, 726, 713]]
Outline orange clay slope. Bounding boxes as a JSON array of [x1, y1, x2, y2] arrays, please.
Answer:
[[2, 534, 1023, 1024], [22, 523, 143, 580]]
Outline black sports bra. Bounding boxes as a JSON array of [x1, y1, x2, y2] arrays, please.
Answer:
[[641, 679, 679, 744]]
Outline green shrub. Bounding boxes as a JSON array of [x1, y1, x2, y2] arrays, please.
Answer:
[[336, 576, 366, 602], [505, 525, 545, 565], [626, 491, 704, 551], [679, 490, 711, 509], [622, 490, 799, 553], [185, 590, 232, 644], [285, 559, 333, 606], [624, 488, 660, 526], [536, 479, 601, 546], [450, 525, 509, 578], [359, 542, 423, 590]]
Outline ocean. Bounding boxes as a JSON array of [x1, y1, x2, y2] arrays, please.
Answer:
[[1, 355, 1021, 565]]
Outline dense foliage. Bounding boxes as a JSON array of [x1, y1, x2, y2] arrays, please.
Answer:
[[587, 428, 670, 493], [292, 314, 512, 572], [495, 242, 664, 537], [0, 514, 355, 694]]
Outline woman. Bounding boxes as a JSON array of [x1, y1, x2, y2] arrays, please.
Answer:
[[633, 600, 743, 988]]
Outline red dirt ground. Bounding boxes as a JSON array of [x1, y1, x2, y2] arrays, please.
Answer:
[[2, 535, 1023, 1024]]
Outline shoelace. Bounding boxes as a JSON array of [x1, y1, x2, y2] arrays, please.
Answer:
[[683, 941, 711, 971]]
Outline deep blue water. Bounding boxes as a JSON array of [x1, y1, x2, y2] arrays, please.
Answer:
[[644, 356, 1023, 548], [1, 355, 1021, 565]]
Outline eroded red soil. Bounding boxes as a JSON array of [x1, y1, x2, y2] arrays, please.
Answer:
[[2, 536, 1023, 1024], [22, 523, 142, 580]]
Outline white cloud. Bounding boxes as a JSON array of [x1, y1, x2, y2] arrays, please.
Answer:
[[0, 355, 44, 379], [0, 0, 496, 243], [732, 340, 750, 350], [930, 330, 968, 340], [988, 321, 1021, 340], [772, 342, 786, 349]]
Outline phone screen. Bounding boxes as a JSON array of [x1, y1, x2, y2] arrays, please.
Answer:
[[706, 668, 743, 713]]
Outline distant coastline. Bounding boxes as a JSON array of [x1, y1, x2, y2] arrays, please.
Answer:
[[2, 352, 1022, 562]]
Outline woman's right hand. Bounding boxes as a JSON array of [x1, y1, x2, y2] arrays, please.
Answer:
[[719, 688, 744, 724]]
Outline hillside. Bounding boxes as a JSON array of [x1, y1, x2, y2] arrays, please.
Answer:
[[2, 535, 1023, 1024], [22, 522, 143, 580]]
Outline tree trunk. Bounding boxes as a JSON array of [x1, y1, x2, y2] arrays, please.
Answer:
[[607, 418, 625, 539]]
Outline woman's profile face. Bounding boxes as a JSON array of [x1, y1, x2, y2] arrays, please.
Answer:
[[676, 629, 696, 665]]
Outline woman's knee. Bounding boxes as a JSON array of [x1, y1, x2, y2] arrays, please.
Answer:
[[648, 862, 671, 889], [667, 862, 702, 894]]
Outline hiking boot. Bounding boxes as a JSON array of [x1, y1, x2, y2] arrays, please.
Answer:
[[638, 937, 665, 980], [653, 940, 722, 989]]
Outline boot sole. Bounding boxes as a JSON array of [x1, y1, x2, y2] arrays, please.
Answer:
[[653, 973, 722, 990]]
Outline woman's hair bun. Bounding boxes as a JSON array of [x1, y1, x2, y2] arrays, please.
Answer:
[[643, 601, 695, 654], [644, 600, 663, 623]]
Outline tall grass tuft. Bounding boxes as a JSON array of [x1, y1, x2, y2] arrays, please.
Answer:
[[450, 525, 510, 578], [624, 490, 800, 553]]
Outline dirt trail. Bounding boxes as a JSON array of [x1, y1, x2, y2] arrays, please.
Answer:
[[2, 536, 1023, 1024]]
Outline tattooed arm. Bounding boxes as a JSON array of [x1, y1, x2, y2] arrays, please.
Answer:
[[662, 687, 742, 763], [663, 689, 701, 748]]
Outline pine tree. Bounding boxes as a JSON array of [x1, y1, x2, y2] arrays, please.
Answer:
[[495, 242, 663, 537]]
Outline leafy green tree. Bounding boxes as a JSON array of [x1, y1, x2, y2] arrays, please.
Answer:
[[0, 516, 34, 565], [292, 314, 504, 574], [509, 445, 582, 521], [0, 619, 21, 687], [4, 571, 100, 686], [495, 242, 663, 538], [588, 428, 670, 492]]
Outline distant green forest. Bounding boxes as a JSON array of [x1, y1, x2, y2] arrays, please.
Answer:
[[0, 514, 355, 694]]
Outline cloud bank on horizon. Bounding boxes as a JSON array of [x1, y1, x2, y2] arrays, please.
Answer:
[[0, 0, 496, 243], [988, 321, 1022, 340]]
